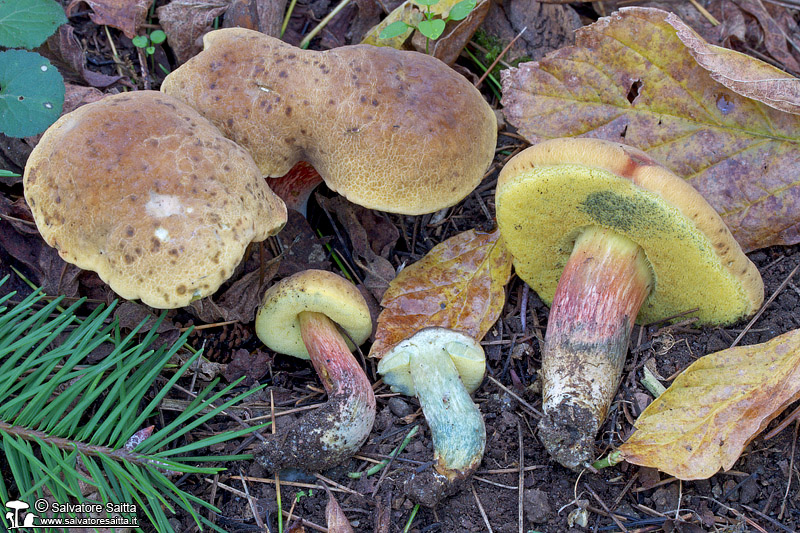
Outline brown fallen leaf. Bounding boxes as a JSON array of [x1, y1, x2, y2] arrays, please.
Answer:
[[66, 0, 151, 39], [39, 25, 123, 88], [501, 7, 800, 252], [156, 0, 229, 63], [729, 0, 800, 74], [667, 12, 800, 116], [325, 490, 354, 533], [223, 0, 287, 38], [481, 0, 581, 63], [410, 0, 490, 65], [370, 228, 512, 359], [620, 327, 800, 480], [316, 195, 399, 301]]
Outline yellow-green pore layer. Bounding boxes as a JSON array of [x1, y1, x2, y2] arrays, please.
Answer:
[[495, 139, 764, 326]]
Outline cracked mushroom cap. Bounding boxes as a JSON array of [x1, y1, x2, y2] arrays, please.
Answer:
[[377, 328, 486, 396], [255, 269, 372, 359], [161, 28, 497, 215], [495, 138, 764, 325], [24, 91, 287, 309]]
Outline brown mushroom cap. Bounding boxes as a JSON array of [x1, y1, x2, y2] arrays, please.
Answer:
[[496, 138, 764, 325], [24, 91, 287, 309], [255, 269, 372, 359], [161, 28, 497, 215]]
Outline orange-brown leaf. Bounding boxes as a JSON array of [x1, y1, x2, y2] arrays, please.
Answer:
[[67, 0, 150, 38], [369, 229, 512, 359], [501, 7, 800, 252], [620, 328, 800, 479]]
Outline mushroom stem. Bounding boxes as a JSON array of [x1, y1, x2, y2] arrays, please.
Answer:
[[257, 311, 376, 472], [268, 161, 323, 216], [403, 342, 486, 506], [539, 226, 652, 470]]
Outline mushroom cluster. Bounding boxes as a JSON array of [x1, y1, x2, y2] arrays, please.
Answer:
[[495, 138, 764, 469], [161, 27, 497, 215], [24, 26, 499, 489]]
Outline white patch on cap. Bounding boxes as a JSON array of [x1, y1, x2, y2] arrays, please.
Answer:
[[154, 227, 170, 242], [146, 192, 184, 218]]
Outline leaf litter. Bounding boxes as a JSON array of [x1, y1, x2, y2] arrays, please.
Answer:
[[3, 0, 800, 531]]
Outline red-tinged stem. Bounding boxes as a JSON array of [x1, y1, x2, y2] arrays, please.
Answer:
[[257, 311, 375, 472], [538, 226, 652, 470], [268, 161, 323, 216]]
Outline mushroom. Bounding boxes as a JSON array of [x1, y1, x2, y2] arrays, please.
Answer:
[[23, 91, 287, 309], [494, 138, 764, 469], [161, 27, 497, 215], [376, 328, 486, 506], [254, 269, 375, 471]]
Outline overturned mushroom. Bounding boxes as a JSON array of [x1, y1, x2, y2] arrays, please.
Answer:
[[377, 328, 486, 506], [161, 27, 497, 215], [254, 269, 375, 471], [495, 138, 764, 469], [23, 91, 287, 309]]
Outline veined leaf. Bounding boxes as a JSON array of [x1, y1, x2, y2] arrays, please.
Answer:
[[620, 327, 800, 479], [501, 7, 800, 252], [667, 12, 800, 116], [0, 0, 66, 49], [370, 229, 512, 359]]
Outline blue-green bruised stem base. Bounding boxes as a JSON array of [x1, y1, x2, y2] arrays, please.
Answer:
[[404, 344, 486, 506]]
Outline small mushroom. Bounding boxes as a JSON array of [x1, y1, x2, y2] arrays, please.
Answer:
[[254, 269, 375, 471], [495, 138, 764, 470], [376, 328, 486, 506], [23, 91, 287, 309], [161, 27, 497, 215]]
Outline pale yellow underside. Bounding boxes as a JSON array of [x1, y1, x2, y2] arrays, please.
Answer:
[[255, 270, 372, 359], [496, 163, 761, 325]]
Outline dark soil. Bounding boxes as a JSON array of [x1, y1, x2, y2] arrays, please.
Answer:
[[197, 196, 800, 533], [2, 1, 800, 532]]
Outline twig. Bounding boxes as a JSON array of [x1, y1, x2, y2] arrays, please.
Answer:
[[778, 419, 799, 520], [475, 27, 527, 89], [239, 467, 267, 531], [585, 484, 628, 532], [687, 0, 720, 25], [471, 483, 494, 533], [486, 375, 543, 417], [517, 419, 524, 533], [272, 389, 283, 533], [730, 263, 800, 348], [232, 475, 354, 494], [764, 402, 800, 439], [299, 0, 353, 49]]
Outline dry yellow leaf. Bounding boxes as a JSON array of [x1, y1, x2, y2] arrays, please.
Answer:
[[620, 328, 800, 479], [369, 229, 512, 359]]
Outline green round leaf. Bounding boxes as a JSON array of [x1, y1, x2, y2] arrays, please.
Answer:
[[132, 35, 149, 48], [417, 18, 446, 40], [0, 50, 64, 138], [149, 30, 167, 45], [145, 45, 155, 55], [0, 0, 66, 49], [447, 0, 476, 21], [379, 20, 412, 40], [414, 0, 440, 6]]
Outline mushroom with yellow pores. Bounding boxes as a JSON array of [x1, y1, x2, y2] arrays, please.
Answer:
[[495, 138, 764, 470], [161, 27, 497, 215], [254, 270, 375, 471], [23, 91, 287, 309], [376, 328, 486, 506]]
